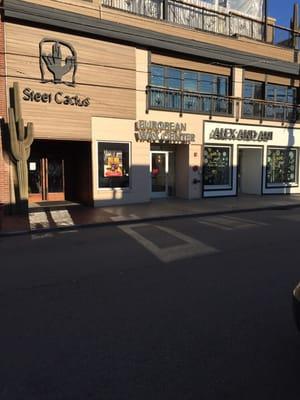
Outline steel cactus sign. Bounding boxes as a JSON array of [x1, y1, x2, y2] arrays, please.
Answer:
[[21, 39, 91, 107], [39, 39, 77, 87]]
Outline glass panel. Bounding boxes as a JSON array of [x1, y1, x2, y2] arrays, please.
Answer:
[[183, 93, 198, 112], [165, 91, 181, 110], [200, 73, 214, 93], [150, 88, 165, 108], [28, 158, 42, 194], [253, 82, 264, 99], [244, 80, 264, 99], [276, 87, 287, 103], [203, 146, 231, 186], [266, 85, 275, 101], [183, 71, 198, 91], [243, 82, 254, 98], [166, 68, 181, 89], [216, 77, 228, 96], [267, 148, 298, 185], [201, 96, 213, 113], [48, 159, 64, 193], [168, 152, 176, 196], [287, 88, 297, 104], [151, 65, 164, 87], [98, 142, 130, 188], [152, 153, 166, 193]]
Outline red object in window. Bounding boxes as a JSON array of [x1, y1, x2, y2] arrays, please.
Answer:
[[152, 168, 159, 176], [192, 165, 199, 172]]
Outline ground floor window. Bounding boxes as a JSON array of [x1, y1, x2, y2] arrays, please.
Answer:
[[203, 145, 232, 189], [266, 147, 298, 186], [98, 142, 130, 188]]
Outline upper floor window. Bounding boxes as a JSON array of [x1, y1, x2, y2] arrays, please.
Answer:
[[149, 64, 231, 115], [243, 79, 299, 121], [243, 80, 298, 104], [266, 84, 297, 104], [150, 65, 229, 96], [243, 80, 264, 100]]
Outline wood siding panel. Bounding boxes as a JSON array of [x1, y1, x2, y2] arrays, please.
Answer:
[[5, 22, 136, 140], [102, 8, 295, 63], [19, 0, 101, 18], [152, 53, 231, 75], [244, 70, 300, 87]]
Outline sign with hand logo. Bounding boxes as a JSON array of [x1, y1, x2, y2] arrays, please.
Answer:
[[39, 39, 77, 87]]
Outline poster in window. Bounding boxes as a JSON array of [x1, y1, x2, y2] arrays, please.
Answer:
[[204, 146, 231, 186], [104, 150, 123, 177], [267, 148, 297, 185]]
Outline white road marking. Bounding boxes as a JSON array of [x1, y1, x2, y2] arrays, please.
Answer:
[[29, 211, 50, 230], [119, 223, 218, 263], [278, 213, 300, 222], [50, 210, 75, 226], [58, 229, 78, 235], [110, 214, 140, 222], [197, 215, 267, 231], [31, 232, 54, 240]]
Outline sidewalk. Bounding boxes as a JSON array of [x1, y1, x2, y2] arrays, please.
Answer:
[[2, 194, 300, 236]]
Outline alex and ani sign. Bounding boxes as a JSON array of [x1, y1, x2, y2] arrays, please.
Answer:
[[209, 127, 273, 142], [135, 120, 196, 143]]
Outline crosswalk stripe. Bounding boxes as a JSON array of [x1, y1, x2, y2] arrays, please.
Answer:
[[50, 210, 75, 226], [110, 214, 140, 222], [197, 215, 267, 231], [119, 223, 218, 263]]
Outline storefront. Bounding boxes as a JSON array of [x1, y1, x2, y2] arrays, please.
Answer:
[[91, 117, 202, 206], [203, 121, 300, 197]]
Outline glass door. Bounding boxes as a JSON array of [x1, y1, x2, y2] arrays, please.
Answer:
[[151, 151, 168, 198], [28, 157, 65, 203], [47, 158, 65, 201], [28, 158, 43, 202]]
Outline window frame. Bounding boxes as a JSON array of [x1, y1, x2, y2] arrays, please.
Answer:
[[150, 64, 230, 96], [266, 146, 299, 188], [203, 144, 233, 191], [97, 140, 131, 190]]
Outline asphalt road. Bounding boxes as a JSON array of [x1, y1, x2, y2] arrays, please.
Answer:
[[1, 208, 300, 399]]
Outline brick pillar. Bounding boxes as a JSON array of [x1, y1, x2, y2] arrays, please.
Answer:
[[0, 9, 10, 205]]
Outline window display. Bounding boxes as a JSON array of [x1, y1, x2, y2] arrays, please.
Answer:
[[266, 148, 298, 186], [98, 142, 130, 188], [204, 146, 231, 188]]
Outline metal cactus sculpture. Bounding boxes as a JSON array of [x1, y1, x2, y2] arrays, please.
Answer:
[[8, 82, 34, 213]]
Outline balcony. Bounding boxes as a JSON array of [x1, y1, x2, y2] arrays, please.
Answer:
[[242, 99, 300, 123], [101, 0, 299, 48], [147, 86, 233, 116], [147, 86, 300, 123]]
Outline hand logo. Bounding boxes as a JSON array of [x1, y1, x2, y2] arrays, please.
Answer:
[[40, 39, 77, 87]]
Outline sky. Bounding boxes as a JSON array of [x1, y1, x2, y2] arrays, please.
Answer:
[[268, 0, 298, 27]]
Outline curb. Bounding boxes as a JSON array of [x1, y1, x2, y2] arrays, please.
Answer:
[[1, 202, 300, 238]]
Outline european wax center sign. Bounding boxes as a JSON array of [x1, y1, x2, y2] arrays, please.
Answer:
[[135, 120, 195, 143]]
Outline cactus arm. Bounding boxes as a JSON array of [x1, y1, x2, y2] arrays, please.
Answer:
[[8, 107, 21, 162], [25, 123, 34, 148], [18, 118, 25, 141], [13, 82, 21, 124]]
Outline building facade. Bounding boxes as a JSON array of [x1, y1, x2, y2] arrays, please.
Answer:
[[1, 0, 300, 208]]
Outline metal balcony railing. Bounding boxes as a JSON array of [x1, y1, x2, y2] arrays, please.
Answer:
[[242, 99, 300, 122], [147, 86, 300, 122], [101, 0, 300, 48], [147, 86, 233, 116]]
